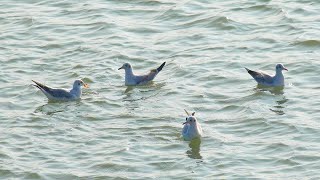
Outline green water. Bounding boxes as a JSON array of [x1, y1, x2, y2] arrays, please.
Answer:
[[1, 0, 320, 179]]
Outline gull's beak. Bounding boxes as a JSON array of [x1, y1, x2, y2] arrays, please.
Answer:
[[83, 83, 89, 88], [283, 67, 288, 71], [182, 121, 189, 125], [118, 66, 123, 70]]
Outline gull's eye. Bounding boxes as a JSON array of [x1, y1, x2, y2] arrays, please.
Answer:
[[185, 118, 187, 121], [189, 119, 192, 122], [194, 120, 196, 122], [78, 83, 81, 86]]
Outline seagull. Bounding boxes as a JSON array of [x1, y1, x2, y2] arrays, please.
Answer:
[[245, 64, 288, 87], [32, 79, 89, 101], [118, 62, 166, 86], [182, 109, 203, 141]]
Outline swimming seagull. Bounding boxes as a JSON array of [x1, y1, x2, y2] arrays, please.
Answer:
[[32, 79, 89, 101], [245, 64, 288, 87], [118, 62, 166, 86], [182, 109, 203, 141]]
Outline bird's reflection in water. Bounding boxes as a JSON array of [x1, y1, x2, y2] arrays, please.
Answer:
[[122, 86, 144, 114], [255, 85, 284, 95], [34, 101, 80, 115], [124, 86, 134, 94], [270, 98, 289, 115], [254, 85, 289, 115], [186, 138, 202, 160], [123, 82, 166, 94]]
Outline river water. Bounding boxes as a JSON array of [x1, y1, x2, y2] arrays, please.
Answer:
[[1, 0, 320, 179]]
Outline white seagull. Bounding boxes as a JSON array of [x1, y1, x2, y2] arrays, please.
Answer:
[[182, 109, 203, 141], [245, 64, 288, 87], [118, 62, 166, 86], [32, 79, 89, 101]]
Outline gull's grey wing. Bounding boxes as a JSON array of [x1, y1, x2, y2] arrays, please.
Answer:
[[135, 70, 158, 85], [47, 88, 73, 99], [32, 80, 73, 99], [245, 68, 273, 84], [135, 62, 166, 85]]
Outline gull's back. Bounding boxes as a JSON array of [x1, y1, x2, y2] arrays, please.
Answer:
[[246, 68, 274, 86], [43, 88, 75, 101], [133, 70, 159, 85]]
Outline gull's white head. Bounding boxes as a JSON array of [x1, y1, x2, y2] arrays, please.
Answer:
[[276, 64, 288, 72], [73, 80, 89, 89], [183, 109, 197, 126], [118, 63, 132, 70]]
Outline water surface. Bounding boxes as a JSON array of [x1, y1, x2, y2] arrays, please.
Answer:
[[1, 0, 320, 179]]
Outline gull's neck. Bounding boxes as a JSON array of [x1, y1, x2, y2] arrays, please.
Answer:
[[125, 68, 135, 82], [274, 69, 284, 85], [275, 69, 284, 78], [70, 86, 81, 98]]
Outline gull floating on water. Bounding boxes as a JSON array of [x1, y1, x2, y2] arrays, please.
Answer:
[[118, 62, 166, 86], [245, 64, 288, 87], [32, 79, 89, 101], [182, 109, 203, 141]]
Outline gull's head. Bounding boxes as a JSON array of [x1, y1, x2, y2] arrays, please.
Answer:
[[118, 63, 132, 70], [183, 110, 197, 126], [73, 80, 89, 89], [276, 64, 288, 71]]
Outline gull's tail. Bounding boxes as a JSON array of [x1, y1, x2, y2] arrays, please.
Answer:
[[32, 80, 50, 92], [245, 67, 260, 78], [245, 67, 251, 72], [157, 62, 166, 72]]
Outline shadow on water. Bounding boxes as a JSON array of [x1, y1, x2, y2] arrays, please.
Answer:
[[254, 85, 289, 115], [186, 138, 202, 160]]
